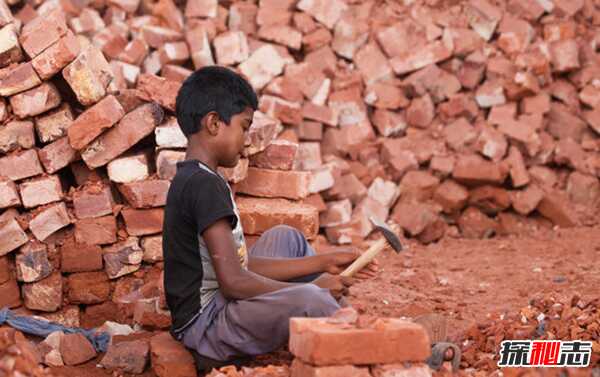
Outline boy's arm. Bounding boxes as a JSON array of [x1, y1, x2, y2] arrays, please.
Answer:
[[247, 252, 359, 281]]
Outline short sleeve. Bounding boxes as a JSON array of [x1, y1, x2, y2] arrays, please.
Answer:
[[182, 172, 237, 234]]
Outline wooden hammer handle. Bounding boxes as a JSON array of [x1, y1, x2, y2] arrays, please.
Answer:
[[340, 237, 388, 277]]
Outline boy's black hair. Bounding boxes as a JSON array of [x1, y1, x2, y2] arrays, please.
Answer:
[[175, 66, 258, 137]]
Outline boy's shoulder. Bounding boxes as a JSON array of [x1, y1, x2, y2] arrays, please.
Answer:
[[169, 160, 228, 198]]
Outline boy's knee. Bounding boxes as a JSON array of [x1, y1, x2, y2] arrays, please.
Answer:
[[269, 224, 299, 237], [287, 284, 339, 317]]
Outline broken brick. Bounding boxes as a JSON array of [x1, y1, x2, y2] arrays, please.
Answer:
[[22, 271, 62, 312], [9, 82, 61, 119], [18, 175, 62, 209], [34, 104, 73, 144], [63, 45, 113, 106], [237, 168, 311, 200], [74, 216, 117, 245], [0, 217, 29, 256], [19, 8, 67, 58], [249, 139, 298, 170], [29, 202, 71, 241], [0, 179, 20, 209], [31, 31, 80, 80], [68, 95, 125, 150], [38, 137, 78, 174], [0, 120, 35, 154], [0, 62, 41, 96], [118, 180, 170, 208], [122, 208, 164, 236], [0, 149, 44, 181], [67, 271, 110, 304]]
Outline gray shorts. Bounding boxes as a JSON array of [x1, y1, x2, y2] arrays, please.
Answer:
[[179, 225, 340, 361]]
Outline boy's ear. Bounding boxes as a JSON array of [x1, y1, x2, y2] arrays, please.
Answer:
[[203, 112, 221, 135]]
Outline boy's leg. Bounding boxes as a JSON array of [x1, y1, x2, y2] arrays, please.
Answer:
[[248, 225, 320, 282], [183, 284, 340, 362]]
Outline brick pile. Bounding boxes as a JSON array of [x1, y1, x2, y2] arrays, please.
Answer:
[[1, 0, 600, 373], [460, 293, 600, 372]]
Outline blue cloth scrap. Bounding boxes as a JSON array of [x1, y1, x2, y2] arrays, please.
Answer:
[[0, 307, 110, 353]]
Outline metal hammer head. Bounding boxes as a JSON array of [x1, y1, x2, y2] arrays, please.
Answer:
[[369, 216, 403, 252]]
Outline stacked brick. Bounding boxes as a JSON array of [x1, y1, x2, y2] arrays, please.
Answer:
[[0, 0, 599, 372]]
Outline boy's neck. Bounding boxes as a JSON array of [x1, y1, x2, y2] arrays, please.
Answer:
[[185, 141, 218, 172]]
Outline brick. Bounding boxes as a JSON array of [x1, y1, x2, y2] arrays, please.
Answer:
[[81, 103, 164, 168], [331, 11, 368, 60], [297, 0, 347, 29], [211, 31, 248, 66], [0, 120, 35, 154], [354, 42, 392, 86], [443, 117, 478, 151], [302, 27, 332, 52], [308, 167, 335, 193], [511, 185, 544, 215], [29, 202, 71, 241], [229, 2, 257, 35], [364, 82, 409, 111], [185, 0, 216, 18], [376, 20, 426, 58], [294, 142, 322, 171], [521, 92, 551, 115], [9, 82, 61, 119], [429, 155, 455, 178], [0, 179, 20, 209], [0, 0, 13, 28], [18, 175, 62, 208], [63, 45, 113, 106], [156, 150, 185, 180], [566, 172, 599, 206], [103, 237, 143, 279], [19, 9, 67, 58], [302, 102, 337, 126], [0, 149, 44, 181], [237, 168, 311, 200], [38, 137, 77, 174], [319, 199, 352, 228], [151, 332, 197, 377], [141, 235, 163, 263], [0, 218, 28, 256], [186, 27, 214, 69], [476, 125, 508, 162], [256, 7, 291, 27], [249, 139, 298, 170], [73, 183, 114, 219], [68, 271, 110, 304], [16, 242, 51, 281], [284, 62, 329, 104], [35, 104, 73, 144], [122, 208, 164, 236], [406, 94, 434, 129], [136, 74, 180, 112], [475, 79, 506, 108], [60, 236, 103, 273], [68, 8, 104, 35], [100, 340, 149, 374], [390, 41, 453, 75], [239, 44, 287, 90], [290, 317, 430, 365], [31, 31, 79, 80], [290, 359, 371, 377], [158, 41, 189, 65], [506, 146, 530, 187], [453, 154, 508, 186], [0, 62, 41, 96], [0, 278, 21, 308], [550, 39, 579, 72], [367, 177, 398, 208], [547, 102, 586, 142], [118, 38, 148, 66], [468, 185, 511, 214], [0, 24, 23, 68], [161, 65, 192, 83], [68, 95, 125, 150], [245, 111, 281, 156], [259, 95, 302, 125], [327, 87, 369, 128], [457, 206, 498, 238], [22, 271, 62, 312], [140, 26, 183, 50], [74, 216, 117, 245], [108, 152, 152, 183], [258, 25, 302, 50], [118, 180, 169, 208], [537, 190, 578, 227], [371, 363, 432, 377], [107, 0, 140, 13], [60, 333, 97, 366], [398, 171, 440, 204], [0, 255, 12, 284], [216, 158, 248, 184], [298, 121, 323, 141], [433, 180, 469, 214], [237, 196, 319, 239]]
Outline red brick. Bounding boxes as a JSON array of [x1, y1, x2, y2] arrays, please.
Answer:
[[18, 175, 62, 208], [118, 38, 148, 66], [537, 190, 578, 227], [443, 117, 478, 151], [22, 271, 62, 312], [364, 82, 409, 111], [284, 62, 329, 104], [476, 125, 508, 162], [68, 8, 105, 34], [140, 26, 183, 50], [298, 121, 323, 141], [157, 41, 189, 65], [237, 196, 319, 239], [297, 0, 347, 29], [302, 27, 332, 52], [452, 154, 508, 186], [0, 120, 35, 154], [107, 152, 151, 183], [136, 74, 180, 112], [290, 359, 370, 377], [122, 208, 164, 236], [100, 340, 149, 374], [19, 8, 67, 58], [38, 137, 78, 174], [324, 173, 367, 205], [229, 2, 257, 35], [156, 150, 185, 180], [294, 142, 322, 171], [566, 172, 600, 205], [16, 242, 51, 283], [550, 39, 580, 72], [289, 317, 430, 365], [0, 217, 28, 256], [330, 11, 369, 59], [249, 139, 298, 170], [308, 167, 335, 194], [63, 45, 113, 106], [366, 178, 398, 208], [0, 62, 41, 96], [0, 255, 12, 284], [430, 155, 455, 178], [0, 278, 22, 308], [150, 332, 197, 377], [73, 183, 115, 219], [319, 199, 352, 228], [9, 82, 61, 119], [457, 206, 498, 239], [185, 27, 214, 69], [81, 103, 164, 168], [103, 238, 143, 279], [259, 95, 302, 125], [60, 236, 103, 273], [506, 146, 530, 187], [475, 79, 506, 108], [469, 186, 511, 214], [118, 180, 170, 208], [554, 138, 588, 172], [239, 44, 287, 90], [0, 0, 13, 29], [390, 41, 452, 75], [185, 0, 216, 18], [354, 42, 392, 86], [141, 235, 163, 263], [0, 179, 20, 209], [60, 333, 97, 366], [34, 104, 73, 144], [218, 158, 249, 184], [406, 94, 434, 129], [371, 363, 432, 377], [31, 31, 79, 80], [161, 64, 192, 83], [29, 202, 71, 241], [0, 24, 23, 67], [511, 185, 544, 215], [68, 95, 125, 150], [399, 171, 440, 203], [433, 180, 469, 214], [67, 271, 110, 304], [547, 102, 587, 142], [237, 168, 311, 200], [258, 25, 302, 50], [302, 102, 337, 127], [74, 216, 117, 245], [0, 149, 44, 181]]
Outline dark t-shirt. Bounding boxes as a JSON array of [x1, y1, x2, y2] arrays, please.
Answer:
[[163, 159, 247, 336]]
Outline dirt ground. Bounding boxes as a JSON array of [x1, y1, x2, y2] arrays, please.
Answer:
[[48, 225, 600, 376]]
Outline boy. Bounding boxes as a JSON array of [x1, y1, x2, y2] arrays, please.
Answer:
[[162, 67, 376, 371]]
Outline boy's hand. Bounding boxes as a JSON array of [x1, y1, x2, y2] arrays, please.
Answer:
[[322, 251, 380, 280], [312, 273, 354, 299]]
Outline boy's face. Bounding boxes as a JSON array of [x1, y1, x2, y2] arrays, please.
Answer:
[[218, 107, 254, 167]]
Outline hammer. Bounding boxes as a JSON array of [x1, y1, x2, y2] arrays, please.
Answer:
[[340, 217, 403, 277]]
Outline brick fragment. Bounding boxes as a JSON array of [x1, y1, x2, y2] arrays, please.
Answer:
[[19, 9, 67, 58], [82, 103, 164, 168], [29, 202, 71, 241], [16, 242, 51, 283], [476, 126, 508, 162], [185, 0, 216, 18], [22, 271, 62, 312], [443, 117, 478, 151], [547, 102, 587, 142], [103, 237, 143, 279], [108, 152, 151, 183], [122, 208, 164, 236], [249, 139, 298, 170], [158, 41, 189, 65], [60, 333, 97, 366], [364, 82, 409, 110], [367, 177, 398, 208], [259, 95, 302, 125], [156, 150, 185, 180], [511, 185, 544, 215], [354, 43, 392, 86], [186, 27, 214, 69], [239, 44, 287, 90], [68, 271, 110, 304], [256, 6, 291, 27], [550, 39, 579, 72], [10, 82, 61, 119], [453, 154, 508, 186], [407, 95, 434, 129], [118, 38, 148, 66], [475, 79, 506, 108], [237, 197, 318, 239], [284, 62, 330, 104], [68, 95, 125, 150], [399, 171, 440, 203], [63, 45, 113, 106], [0, 278, 21, 308], [136, 74, 180, 112], [294, 142, 322, 171], [296, 0, 347, 29], [0, 218, 28, 256], [100, 340, 149, 374], [229, 2, 257, 35], [118, 180, 169, 208], [18, 175, 62, 209], [566, 172, 600, 205], [290, 316, 430, 365], [35, 104, 73, 144], [506, 146, 530, 187], [0, 62, 41, 96], [150, 332, 197, 377], [457, 206, 498, 238], [212, 31, 249, 66], [74, 216, 117, 245], [291, 359, 371, 377], [371, 363, 432, 377], [244, 111, 281, 156], [0, 24, 23, 68], [237, 168, 310, 200], [469, 186, 511, 214], [331, 10, 368, 60], [298, 121, 323, 141], [320, 199, 352, 227], [73, 183, 115, 219], [60, 236, 103, 273], [31, 32, 79, 80], [141, 235, 163, 263], [69, 8, 105, 34], [390, 41, 453, 75], [0, 179, 20, 209], [0, 149, 44, 181], [433, 180, 469, 214], [0, 120, 35, 154], [140, 26, 183, 49], [537, 190, 578, 227], [38, 137, 78, 174]]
